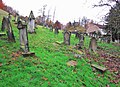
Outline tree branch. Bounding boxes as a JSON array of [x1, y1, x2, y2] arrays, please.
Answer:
[[93, 3, 113, 8]]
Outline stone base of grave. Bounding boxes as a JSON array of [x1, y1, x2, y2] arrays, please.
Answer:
[[22, 52, 35, 57], [14, 22, 18, 24], [0, 33, 6, 36], [28, 31, 36, 34], [75, 44, 82, 50]]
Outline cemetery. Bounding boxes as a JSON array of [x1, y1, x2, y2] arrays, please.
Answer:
[[0, 0, 120, 87]]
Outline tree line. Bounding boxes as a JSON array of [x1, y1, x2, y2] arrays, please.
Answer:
[[95, 0, 120, 42]]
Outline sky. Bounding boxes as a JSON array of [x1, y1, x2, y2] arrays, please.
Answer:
[[2, 0, 112, 24]]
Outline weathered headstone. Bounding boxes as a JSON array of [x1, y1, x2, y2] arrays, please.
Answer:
[[8, 13, 11, 21], [55, 28, 59, 34], [106, 34, 111, 43], [17, 20, 35, 57], [75, 33, 84, 49], [54, 20, 61, 34], [64, 31, 71, 45], [78, 33, 84, 48], [75, 32, 79, 38], [28, 11, 35, 33], [15, 13, 19, 24], [50, 25, 53, 32], [89, 37, 97, 52], [17, 21, 28, 52], [104, 34, 111, 43], [49, 20, 53, 32], [1, 17, 6, 31], [1, 16, 15, 42]]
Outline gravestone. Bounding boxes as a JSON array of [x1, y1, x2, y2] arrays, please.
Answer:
[[8, 13, 11, 21], [106, 34, 111, 43], [28, 11, 35, 33], [1, 17, 15, 42], [50, 25, 53, 32], [89, 37, 97, 52], [75, 32, 79, 38], [78, 33, 84, 47], [75, 33, 84, 49], [64, 31, 71, 45], [17, 20, 35, 57], [1, 17, 6, 31], [15, 13, 19, 24], [54, 20, 60, 34], [104, 34, 111, 43], [55, 28, 59, 34], [49, 20, 53, 32]]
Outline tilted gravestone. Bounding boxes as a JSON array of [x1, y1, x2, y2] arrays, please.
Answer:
[[1, 17, 15, 42], [28, 11, 35, 33], [64, 31, 71, 45], [17, 20, 35, 57]]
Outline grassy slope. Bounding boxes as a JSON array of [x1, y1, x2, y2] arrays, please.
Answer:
[[0, 9, 119, 87]]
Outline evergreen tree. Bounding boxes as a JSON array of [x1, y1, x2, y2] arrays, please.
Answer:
[[105, 2, 120, 42]]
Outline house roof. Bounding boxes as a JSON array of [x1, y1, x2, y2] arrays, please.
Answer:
[[86, 22, 100, 33]]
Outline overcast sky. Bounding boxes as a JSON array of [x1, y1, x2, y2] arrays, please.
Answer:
[[3, 0, 111, 24]]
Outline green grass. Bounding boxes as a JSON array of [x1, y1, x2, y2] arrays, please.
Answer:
[[0, 9, 119, 87]]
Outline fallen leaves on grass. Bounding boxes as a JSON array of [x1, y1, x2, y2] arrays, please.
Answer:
[[84, 48, 120, 84], [11, 51, 22, 58]]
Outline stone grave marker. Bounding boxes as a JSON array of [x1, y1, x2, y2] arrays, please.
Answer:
[[54, 20, 61, 34], [1, 16, 6, 31], [15, 13, 19, 24], [28, 11, 35, 33], [49, 20, 53, 32], [89, 37, 97, 52], [0, 16, 15, 42], [17, 20, 35, 57], [77, 33, 84, 49], [64, 31, 71, 45]]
